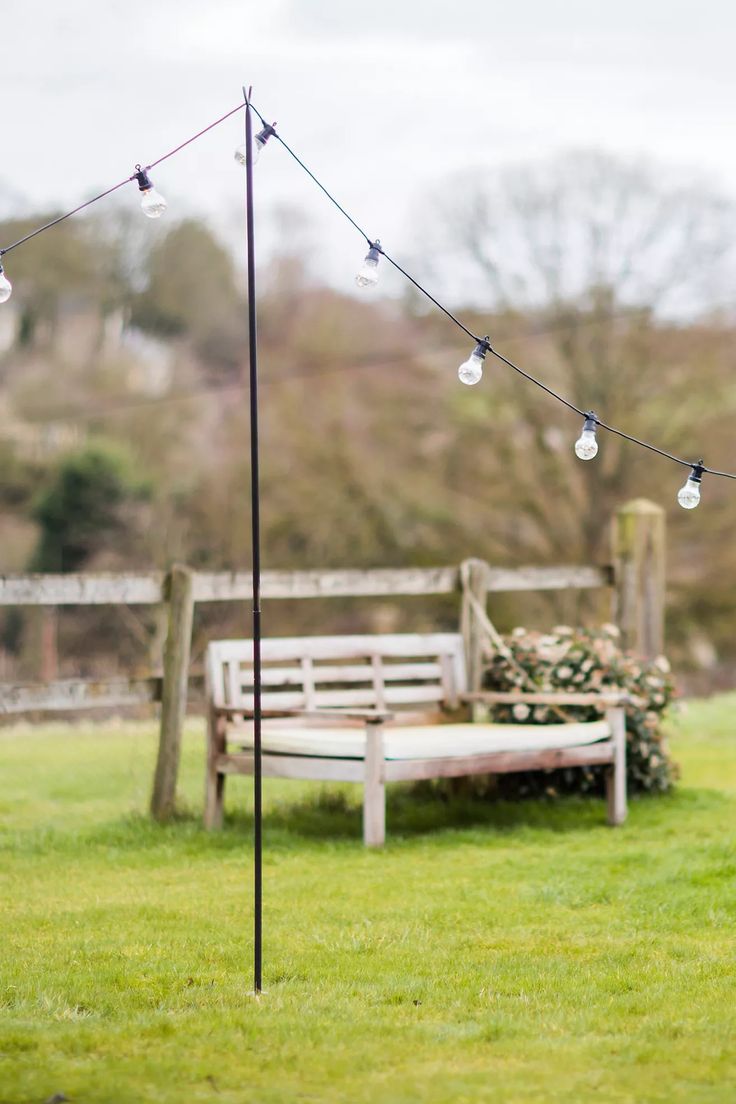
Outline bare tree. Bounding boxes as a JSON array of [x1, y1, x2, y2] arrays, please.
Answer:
[[412, 150, 736, 570], [423, 150, 734, 316]]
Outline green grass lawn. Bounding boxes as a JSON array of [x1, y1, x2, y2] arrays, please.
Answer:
[[1, 697, 735, 1104]]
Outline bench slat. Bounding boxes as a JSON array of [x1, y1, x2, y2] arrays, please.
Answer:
[[384, 741, 615, 781], [217, 752, 364, 783], [233, 685, 446, 711], [231, 661, 443, 687], [211, 633, 464, 662], [217, 741, 615, 782]]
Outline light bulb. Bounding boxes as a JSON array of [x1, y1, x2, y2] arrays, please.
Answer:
[[134, 167, 167, 219], [234, 122, 276, 167], [677, 464, 704, 509], [140, 186, 167, 219], [355, 240, 381, 288], [574, 414, 599, 460], [0, 262, 11, 304], [458, 338, 489, 386]]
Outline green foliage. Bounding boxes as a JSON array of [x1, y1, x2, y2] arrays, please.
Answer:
[[480, 624, 677, 797], [0, 442, 38, 508], [0, 710, 734, 1102], [0, 214, 126, 326], [130, 219, 240, 340], [30, 442, 145, 573]]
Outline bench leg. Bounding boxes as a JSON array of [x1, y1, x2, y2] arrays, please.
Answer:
[[205, 770, 225, 830], [605, 706, 627, 826], [204, 712, 226, 830], [363, 723, 386, 847]]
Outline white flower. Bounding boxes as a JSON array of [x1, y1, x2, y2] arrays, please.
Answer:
[[555, 666, 573, 681], [654, 656, 671, 673], [538, 644, 569, 663], [512, 703, 531, 721]]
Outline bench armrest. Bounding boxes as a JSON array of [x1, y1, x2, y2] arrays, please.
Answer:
[[279, 707, 394, 724], [463, 690, 636, 708], [213, 705, 288, 719]]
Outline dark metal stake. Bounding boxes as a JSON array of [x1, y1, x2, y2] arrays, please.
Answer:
[[243, 85, 263, 994]]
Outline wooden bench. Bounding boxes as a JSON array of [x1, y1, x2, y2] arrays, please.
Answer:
[[205, 632, 627, 845]]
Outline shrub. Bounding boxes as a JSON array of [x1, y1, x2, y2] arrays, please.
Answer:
[[30, 442, 148, 573], [475, 623, 677, 799]]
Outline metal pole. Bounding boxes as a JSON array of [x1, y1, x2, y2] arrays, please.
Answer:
[[243, 85, 263, 994]]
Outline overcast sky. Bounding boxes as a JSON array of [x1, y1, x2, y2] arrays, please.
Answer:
[[2, 0, 736, 292]]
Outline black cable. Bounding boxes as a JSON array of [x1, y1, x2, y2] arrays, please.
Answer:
[[0, 102, 246, 256], [487, 346, 588, 418], [379, 248, 480, 342], [249, 101, 373, 246], [594, 418, 694, 470], [0, 177, 136, 256], [246, 101, 736, 484], [147, 102, 245, 170]]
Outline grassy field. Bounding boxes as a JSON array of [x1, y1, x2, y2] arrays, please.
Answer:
[[1, 697, 735, 1103]]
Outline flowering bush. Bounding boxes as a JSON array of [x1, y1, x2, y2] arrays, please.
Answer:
[[477, 623, 678, 798]]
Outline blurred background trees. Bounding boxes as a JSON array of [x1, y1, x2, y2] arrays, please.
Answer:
[[0, 149, 735, 687]]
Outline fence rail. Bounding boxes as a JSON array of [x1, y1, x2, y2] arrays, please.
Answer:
[[0, 563, 612, 607], [0, 676, 161, 714]]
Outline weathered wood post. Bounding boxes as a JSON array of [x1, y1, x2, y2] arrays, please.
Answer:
[[460, 558, 489, 693], [151, 563, 195, 821], [612, 499, 666, 659], [40, 607, 58, 682]]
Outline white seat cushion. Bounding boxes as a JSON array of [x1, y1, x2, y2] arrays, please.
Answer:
[[236, 720, 612, 760]]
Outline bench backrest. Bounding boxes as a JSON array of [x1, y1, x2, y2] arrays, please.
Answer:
[[206, 633, 467, 716]]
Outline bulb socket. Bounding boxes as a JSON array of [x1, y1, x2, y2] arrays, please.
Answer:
[[474, 336, 491, 360], [134, 168, 154, 192], [365, 240, 382, 263], [582, 412, 598, 434], [256, 123, 276, 146], [689, 461, 705, 484]]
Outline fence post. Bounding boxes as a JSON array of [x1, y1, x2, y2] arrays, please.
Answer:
[[612, 499, 666, 659], [151, 564, 195, 821], [460, 558, 489, 694], [40, 607, 58, 682]]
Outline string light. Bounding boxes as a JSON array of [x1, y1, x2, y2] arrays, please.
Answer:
[[244, 97, 736, 505], [235, 121, 277, 167], [677, 462, 705, 510], [1, 93, 735, 512], [458, 337, 490, 386], [574, 413, 599, 460], [0, 262, 11, 304], [134, 167, 168, 219], [355, 240, 382, 288]]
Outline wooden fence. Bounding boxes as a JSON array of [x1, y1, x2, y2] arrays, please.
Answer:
[[0, 498, 665, 818]]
